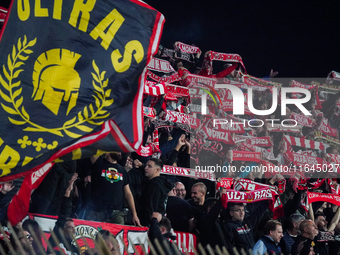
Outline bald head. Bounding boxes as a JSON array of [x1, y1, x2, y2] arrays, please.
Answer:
[[299, 219, 318, 239]]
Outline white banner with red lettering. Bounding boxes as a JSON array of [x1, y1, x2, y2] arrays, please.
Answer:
[[147, 57, 176, 73], [202, 127, 235, 144], [209, 51, 247, 73], [326, 153, 340, 164], [175, 41, 201, 54], [229, 150, 262, 162], [147, 70, 181, 83], [290, 112, 314, 128], [246, 136, 272, 147], [284, 151, 325, 166], [161, 165, 216, 181], [318, 117, 338, 138]]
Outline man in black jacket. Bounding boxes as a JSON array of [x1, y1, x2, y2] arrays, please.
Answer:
[[291, 219, 318, 255], [139, 158, 173, 226], [223, 201, 268, 254]]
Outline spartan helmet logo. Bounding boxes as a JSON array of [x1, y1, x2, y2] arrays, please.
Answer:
[[32, 49, 81, 115]]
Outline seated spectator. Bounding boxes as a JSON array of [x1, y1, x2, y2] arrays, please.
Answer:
[[22, 218, 44, 255], [9, 226, 34, 255], [48, 217, 79, 255], [94, 229, 120, 255], [252, 219, 283, 255], [148, 212, 179, 255]]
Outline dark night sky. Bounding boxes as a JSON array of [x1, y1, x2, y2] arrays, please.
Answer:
[[145, 0, 340, 78], [2, 0, 339, 78]]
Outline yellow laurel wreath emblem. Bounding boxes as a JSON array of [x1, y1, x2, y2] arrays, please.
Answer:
[[0, 36, 113, 139]]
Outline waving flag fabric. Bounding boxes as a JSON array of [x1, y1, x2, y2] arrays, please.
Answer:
[[0, 0, 164, 181]]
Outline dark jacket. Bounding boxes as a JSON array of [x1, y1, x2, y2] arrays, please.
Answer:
[[139, 176, 173, 226], [291, 235, 314, 255]]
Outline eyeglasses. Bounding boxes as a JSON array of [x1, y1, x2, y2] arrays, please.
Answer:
[[176, 189, 185, 192], [20, 234, 32, 239]]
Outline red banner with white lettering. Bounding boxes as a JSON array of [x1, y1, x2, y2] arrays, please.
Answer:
[[7, 163, 54, 225], [307, 192, 340, 207]]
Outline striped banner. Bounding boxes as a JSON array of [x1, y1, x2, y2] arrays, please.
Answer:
[[144, 80, 167, 96], [284, 135, 328, 151]]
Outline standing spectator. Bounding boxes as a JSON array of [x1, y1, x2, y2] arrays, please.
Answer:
[[166, 186, 194, 232], [187, 182, 207, 221], [223, 201, 269, 254], [291, 219, 318, 255], [88, 152, 141, 226], [139, 158, 173, 226], [280, 213, 305, 255], [252, 220, 284, 255], [314, 212, 330, 255], [30, 161, 77, 216]]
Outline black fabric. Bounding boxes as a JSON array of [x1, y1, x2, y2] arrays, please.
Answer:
[[128, 166, 146, 213], [222, 201, 269, 254], [166, 196, 194, 232], [291, 235, 313, 255], [139, 176, 173, 226], [90, 157, 129, 210], [187, 198, 205, 222], [30, 161, 76, 215]]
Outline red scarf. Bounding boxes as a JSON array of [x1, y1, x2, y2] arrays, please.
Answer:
[[147, 57, 176, 73], [228, 150, 261, 162], [175, 41, 202, 54]]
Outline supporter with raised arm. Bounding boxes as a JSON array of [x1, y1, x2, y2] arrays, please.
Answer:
[[88, 152, 141, 226], [166, 185, 194, 232]]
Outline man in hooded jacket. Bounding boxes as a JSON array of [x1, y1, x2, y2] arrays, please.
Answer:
[[139, 158, 173, 226]]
